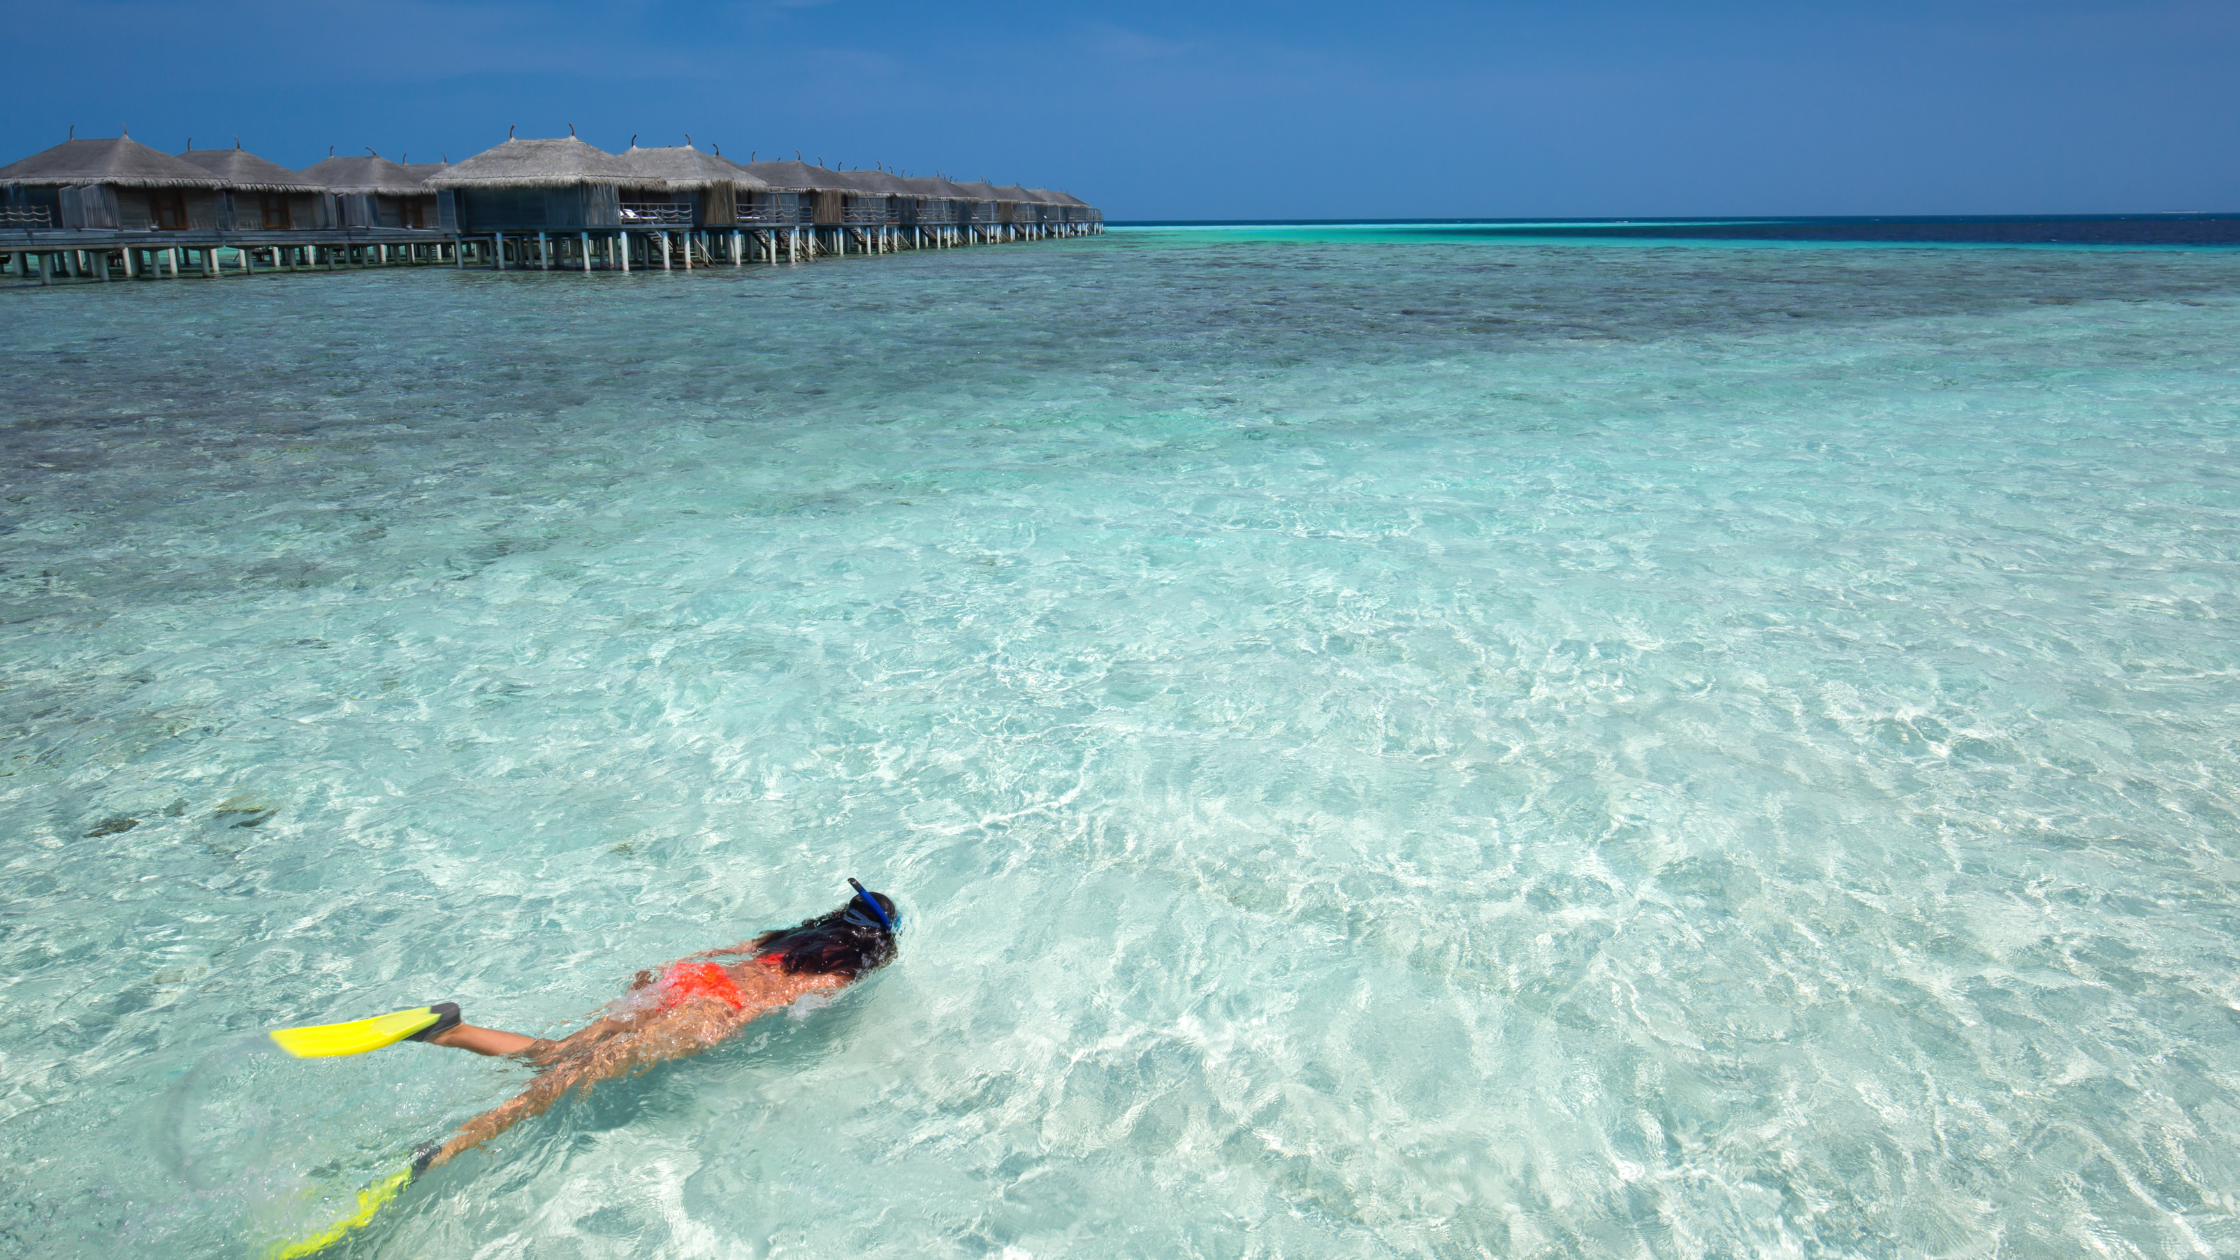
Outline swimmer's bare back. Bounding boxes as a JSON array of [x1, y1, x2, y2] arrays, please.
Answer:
[[416, 954, 845, 1170]]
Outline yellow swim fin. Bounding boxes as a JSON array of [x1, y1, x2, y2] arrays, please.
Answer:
[[263, 1164, 416, 1259], [268, 1004, 455, 1058]]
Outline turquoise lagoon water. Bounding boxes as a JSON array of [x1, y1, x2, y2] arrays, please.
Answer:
[[4, 232, 2240, 1258]]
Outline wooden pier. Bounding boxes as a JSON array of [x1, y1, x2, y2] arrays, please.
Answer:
[[0, 219, 1099, 286], [0, 134, 1102, 288]]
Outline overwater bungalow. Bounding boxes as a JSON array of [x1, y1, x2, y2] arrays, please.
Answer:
[[898, 177, 968, 232], [430, 135, 796, 269], [177, 143, 326, 230], [950, 182, 1006, 235], [727, 163, 796, 229], [0, 135, 226, 232], [714, 156, 789, 228], [614, 143, 767, 231], [1040, 189, 1093, 228], [1021, 188, 1060, 226], [2, 129, 1096, 285], [1032, 189, 1077, 227], [425, 136, 643, 267], [990, 184, 1038, 229], [249, 150, 460, 267], [739, 160, 853, 227], [1041, 189, 1099, 226], [429, 137, 635, 232], [831, 168, 907, 224], [732, 160, 894, 259], [298, 153, 442, 230]]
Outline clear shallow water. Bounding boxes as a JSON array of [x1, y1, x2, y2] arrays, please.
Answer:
[[3, 235, 2240, 1258]]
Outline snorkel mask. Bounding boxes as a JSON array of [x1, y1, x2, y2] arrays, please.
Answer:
[[846, 877, 898, 934]]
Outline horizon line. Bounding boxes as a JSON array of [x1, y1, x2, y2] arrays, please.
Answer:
[[1108, 212, 2240, 227]]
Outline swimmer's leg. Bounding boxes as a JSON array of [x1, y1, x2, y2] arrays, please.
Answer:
[[426, 1011, 643, 1065], [420, 1020, 544, 1057], [516, 1014, 644, 1067], [406, 1004, 551, 1057], [418, 1070, 575, 1170]]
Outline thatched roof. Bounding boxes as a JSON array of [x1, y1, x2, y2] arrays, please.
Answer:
[[427, 137, 644, 189], [401, 163, 448, 183], [177, 146, 322, 192], [990, 184, 1038, 204], [951, 181, 1004, 202], [737, 160, 849, 192], [617, 145, 768, 191], [299, 154, 429, 194], [834, 169, 911, 196], [0, 136, 225, 189], [898, 176, 975, 201]]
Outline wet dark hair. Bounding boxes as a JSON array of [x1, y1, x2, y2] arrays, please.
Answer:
[[752, 892, 899, 979]]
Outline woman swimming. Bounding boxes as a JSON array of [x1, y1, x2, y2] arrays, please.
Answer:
[[268, 878, 898, 1188]]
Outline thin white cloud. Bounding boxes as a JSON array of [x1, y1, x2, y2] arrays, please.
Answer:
[[1082, 22, 1209, 62]]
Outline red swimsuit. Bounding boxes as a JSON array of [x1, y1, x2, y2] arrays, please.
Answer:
[[655, 961, 746, 1011]]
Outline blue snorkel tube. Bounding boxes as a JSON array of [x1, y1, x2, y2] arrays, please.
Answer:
[[847, 877, 898, 934]]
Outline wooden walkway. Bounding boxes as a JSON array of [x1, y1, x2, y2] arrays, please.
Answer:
[[0, 220, 1100, 286]]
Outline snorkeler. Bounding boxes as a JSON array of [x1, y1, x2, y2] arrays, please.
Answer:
[[260, 879, 898, 1256]]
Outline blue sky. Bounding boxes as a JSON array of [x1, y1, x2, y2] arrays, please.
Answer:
[[4, 0, 2234, 220]]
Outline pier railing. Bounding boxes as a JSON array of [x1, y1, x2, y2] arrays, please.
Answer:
[[4, 214, 1102, 286], [620, 202, 694, 225]]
